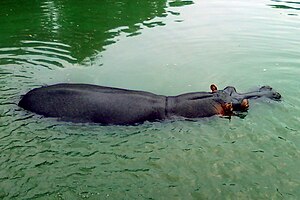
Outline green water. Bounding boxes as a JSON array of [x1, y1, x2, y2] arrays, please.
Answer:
[[1, 0, 300, 199]]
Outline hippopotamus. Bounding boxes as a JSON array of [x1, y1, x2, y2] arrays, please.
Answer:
[[18, 83, 281, 125]]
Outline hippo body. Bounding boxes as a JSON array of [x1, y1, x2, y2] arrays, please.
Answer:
[[18, 83, 281, 125]]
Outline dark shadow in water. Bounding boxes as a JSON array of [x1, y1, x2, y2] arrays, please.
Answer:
[[271, 0, 300, 5], [0, 0, 194, 62], [269, 0, 300, 15]]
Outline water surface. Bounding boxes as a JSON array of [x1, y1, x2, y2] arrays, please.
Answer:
[[0, 0, 300, 199]]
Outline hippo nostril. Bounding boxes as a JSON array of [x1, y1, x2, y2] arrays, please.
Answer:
[[274, 92, 281, 99]]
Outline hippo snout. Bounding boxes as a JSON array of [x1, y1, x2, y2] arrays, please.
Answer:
[[259, 86, 281, 100]]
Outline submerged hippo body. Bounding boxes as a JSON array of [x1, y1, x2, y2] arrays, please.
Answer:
[[18, 83, 281, 125]]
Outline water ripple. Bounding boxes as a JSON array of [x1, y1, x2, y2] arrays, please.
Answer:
[[0, 41, 76, 70]]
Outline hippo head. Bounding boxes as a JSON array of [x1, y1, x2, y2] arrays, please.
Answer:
[[210, 84, 281, 113]]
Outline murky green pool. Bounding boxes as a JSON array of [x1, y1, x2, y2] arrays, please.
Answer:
[[0, 0, 300, 199]]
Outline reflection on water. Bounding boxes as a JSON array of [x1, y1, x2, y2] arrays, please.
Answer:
[[41, 1, 61, 34], [0, 0, 193, 62]]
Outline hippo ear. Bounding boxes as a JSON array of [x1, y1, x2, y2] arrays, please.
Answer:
[[210, 84, 218, 93], [241, 99, 249, 110]]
